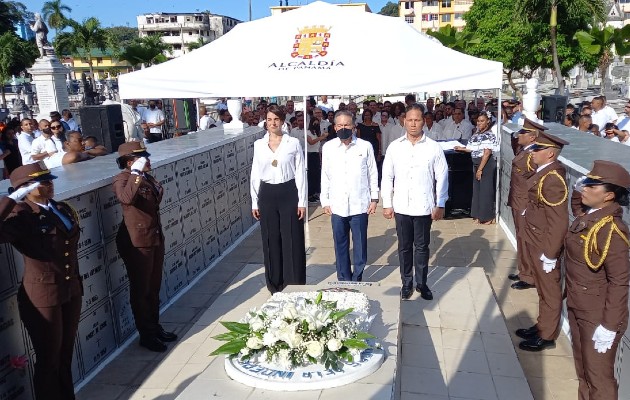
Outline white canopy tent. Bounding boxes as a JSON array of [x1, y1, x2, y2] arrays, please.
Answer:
[[119, 1, 503, 99]]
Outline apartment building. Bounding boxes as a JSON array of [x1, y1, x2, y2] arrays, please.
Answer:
[[398, 0, 474, 32], [137, 13, 241, 58], [270, 3, 372, 16]]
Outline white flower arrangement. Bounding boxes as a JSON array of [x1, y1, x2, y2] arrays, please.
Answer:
[[211, 291, 376, 371]]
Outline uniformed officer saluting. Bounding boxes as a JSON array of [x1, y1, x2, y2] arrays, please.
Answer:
[[508, 119, 543, 290], [566, 160, 630, 399], [113, 142, 177, 352], [516, 131, 570, 351], [0, 161, 82, 400]]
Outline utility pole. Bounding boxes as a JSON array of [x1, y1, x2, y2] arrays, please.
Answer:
[[249, 0, 252, 21]]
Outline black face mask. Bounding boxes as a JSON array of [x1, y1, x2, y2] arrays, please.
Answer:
[[337, 128, 353, 140]]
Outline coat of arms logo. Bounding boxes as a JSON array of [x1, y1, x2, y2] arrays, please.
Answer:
[[292, 26, 331, 59]]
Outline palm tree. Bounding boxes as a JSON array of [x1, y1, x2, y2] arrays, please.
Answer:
[[118, 35, 169, 69], [42, 0, 72, 37], [186, 37, 206, 52], [426, 25, 479, 53], [515, 0, 606, 94], [574, 25, 630, 94], [54, 17, 107, 89]]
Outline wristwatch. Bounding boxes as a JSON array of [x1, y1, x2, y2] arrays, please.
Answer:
[[371, 199, 379, 203]]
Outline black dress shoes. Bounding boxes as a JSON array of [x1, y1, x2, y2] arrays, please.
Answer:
[[139, 337, 167, 352], [508, 273, 520, 281], [519, 336, 556, 352], [515, 325, 539, 339], [401, 287, 413, 300], [158, 327, 178, 342], [511, 281, 535, 290], [415, 285, 433, 301]]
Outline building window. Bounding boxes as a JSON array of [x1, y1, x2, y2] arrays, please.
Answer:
[[96, 57, 102, 63], [195, 15, 203, 21], [404, 1, 412, 9], [170, 16, 177, 22], [422, 14, 430, 21], [454, 13, 464, 19], [431, 14, 439, 21], [173, 44, 182, 50], [146, 18, 153, 24], [442, 0, 452, 7], [185, 17, 191, 22], [426, 0, 439, 6], [442, 13, 452, 22], [621, 0, 630, 3], [188, 31, 193, 35], [625, 12, 630, 19], [405, 16, 415, 23]]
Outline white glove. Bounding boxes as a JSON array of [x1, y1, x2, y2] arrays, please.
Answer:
[[540, 254, 557, 273], [574, 176, 587, 193], [130, 157, 147, 174], [8, 182, 40, 201], [592, 324, 616, 354]]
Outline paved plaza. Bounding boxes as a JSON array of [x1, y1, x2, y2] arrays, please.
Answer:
[[75, 205, 578, 400]]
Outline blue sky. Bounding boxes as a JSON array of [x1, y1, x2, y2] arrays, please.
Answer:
[[21, 0, 391, 27]]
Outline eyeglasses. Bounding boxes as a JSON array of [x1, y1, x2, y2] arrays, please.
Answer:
[[51, 125, 62, 130]]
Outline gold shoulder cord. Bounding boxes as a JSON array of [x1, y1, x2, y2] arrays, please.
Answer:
[[526, 153, 534, 172], [59, 201, 80, 224], [582, 216, 630, 271], [537, 170, 568, 206]]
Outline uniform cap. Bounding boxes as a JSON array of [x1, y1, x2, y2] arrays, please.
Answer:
[[529, 131, 569, 151], [583, 160, 630, 189], [117, 141, 151, 158], [517, 118, 548, 135], [9, 161, 57, 191]]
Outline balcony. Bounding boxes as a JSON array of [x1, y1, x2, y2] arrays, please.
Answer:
[[138, 21, 207, 30]]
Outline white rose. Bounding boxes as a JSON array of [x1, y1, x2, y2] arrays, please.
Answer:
[[240, 347, 250, 356], [271, 318, 289, 330], [250, 319, 264, 332], [276, 349, 292, 370], [285, 331, 303, 348], [305, 341, 324, 358], [246, 336, 263, 350], [262, 331, 278, 347], [327, 338, 342, 352]]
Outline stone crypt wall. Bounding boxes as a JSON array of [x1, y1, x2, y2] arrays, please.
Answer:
[[0, 127, 264, 398]]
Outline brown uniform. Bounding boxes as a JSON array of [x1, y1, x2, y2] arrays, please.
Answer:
[[0, 197, 82, 400], [113, 170, 165, 340], [522, 161, 569, 340], [508, 146, 537, 284], [565, 191, 629, 399]]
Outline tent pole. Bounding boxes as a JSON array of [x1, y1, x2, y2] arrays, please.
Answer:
[[303, 95, 310, 250], [496, 89, 502, 221]]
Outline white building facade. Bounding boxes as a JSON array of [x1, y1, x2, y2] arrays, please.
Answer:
[[137, 13, 240, 58]]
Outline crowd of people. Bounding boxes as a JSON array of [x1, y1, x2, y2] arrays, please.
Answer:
[[560, 96, 630, 145]]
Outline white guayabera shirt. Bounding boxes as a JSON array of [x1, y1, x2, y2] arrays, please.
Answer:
[[320, 136, 379, 217], [381, 133, 449, 216]]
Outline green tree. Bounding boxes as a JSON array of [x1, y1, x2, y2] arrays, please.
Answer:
[[54, 17, 107, 89], [515, 0, 606, 93], [105, 26, 138, 48], [186, 37, 206, 52], [42, 0, 72, 36], [118, 35, 168, 69], [426, 24, 479, 53], [0, 32, 38, 105], [378, 1, 399, 17], [0, 1, 27, 35], [574, 25, 630, 93]]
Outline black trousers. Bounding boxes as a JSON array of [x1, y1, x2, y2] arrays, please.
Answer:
[[307, 152, 321, 196], [18, 286, 81, 400], [395, 213, 432, 289], [471, 156, 496, 222], [117, 226, 165, 339], [259, 180, 306, 293]]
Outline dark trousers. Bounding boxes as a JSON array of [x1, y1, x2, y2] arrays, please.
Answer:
[[18, 286, 81, 400], [307, 152, 321, 196], [395, 213, 432, 289], [471, 157, 496, 222], [117, 226, 165, 339], [259, 180, 306, 293], [568, 307, 621, 400], [521, 239, 562, 340], [331, 213, 368, 281]]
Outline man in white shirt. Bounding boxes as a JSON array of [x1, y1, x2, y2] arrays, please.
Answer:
[[288, 112, 306, 150], [379, 110, 402, 155], [61, 109, 80, 132], [313, 107, 331, 134], [317, 95, 334, 113], [30, 119, 57, 162], [321, 110, 378, 282], [285, 100, 296, 121], [143, 100, 165, 139], [439, 108, 474, 141], [601, 95, 619, 126], [369, 100, 381, 122], [381, 104, 449, 301], [591, 96, 616, 137], [422, 112, 444, 140], [17, 118, 37, 164], [198, 106, 217, 131]]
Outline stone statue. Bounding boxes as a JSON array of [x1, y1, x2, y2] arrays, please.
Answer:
[[30, 13, 50, 58]]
